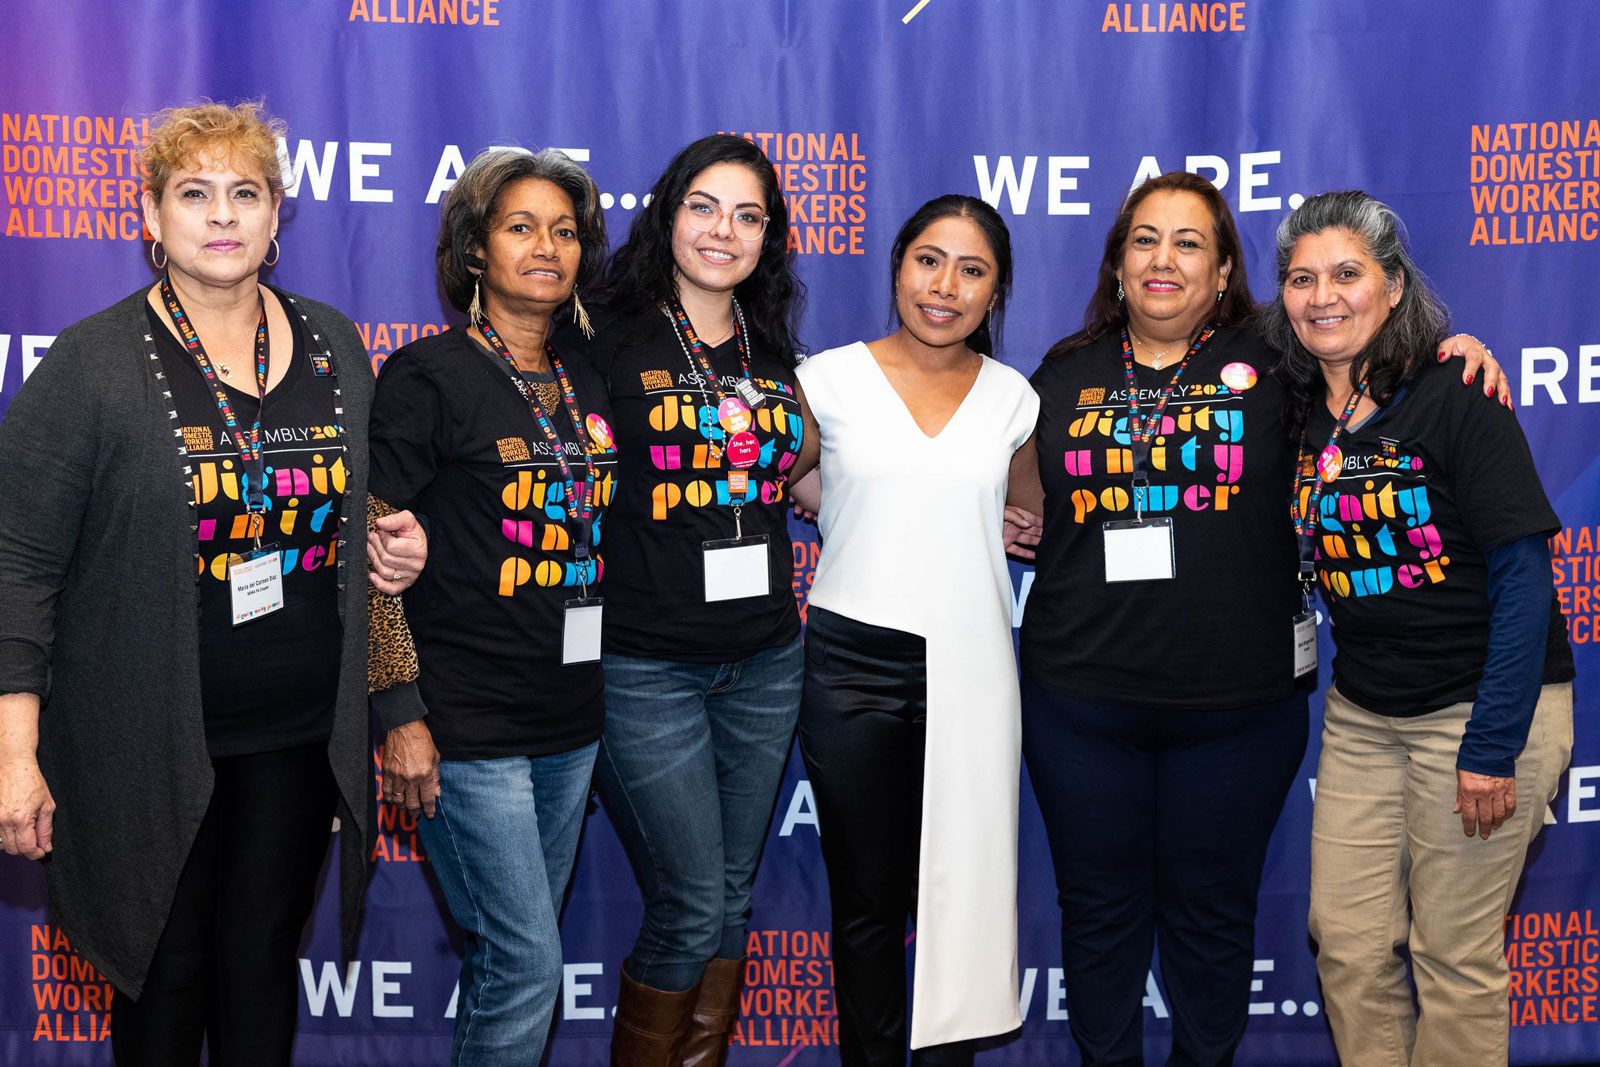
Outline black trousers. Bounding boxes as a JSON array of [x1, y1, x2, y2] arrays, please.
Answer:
[[111, 739, 339, 1067], [798, 607, 975, 1067], [1020, 677, 1308, 1067]]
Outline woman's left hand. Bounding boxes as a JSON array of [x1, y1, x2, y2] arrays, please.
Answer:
[[1439, 334, 1512, 408], [368, 509, 427, 594], [1454, 769, 1517, 839]]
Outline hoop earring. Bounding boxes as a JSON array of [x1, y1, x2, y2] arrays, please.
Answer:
[[1116, 279, 1124, 302], [468, 276, 483, 323], [572, 290, 595, 340], [150, 242, 167, 270], [263, 237, 280, 267]]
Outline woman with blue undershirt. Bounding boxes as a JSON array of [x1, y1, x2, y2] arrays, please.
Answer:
[[1261, 190, 1574, 1067]]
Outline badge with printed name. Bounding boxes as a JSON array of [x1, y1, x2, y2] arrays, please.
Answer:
[[1293, 610, 1318, 678], [703, 535, 770, 601], [229, 547, 284, 626], [562, 598, 604, 664], [1101, 518, 1175, 583]]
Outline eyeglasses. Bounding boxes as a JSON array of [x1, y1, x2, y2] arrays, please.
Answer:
[[680, 197, 769, 241]]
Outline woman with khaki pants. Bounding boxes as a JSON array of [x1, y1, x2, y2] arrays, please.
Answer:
[[1259, 189, 1575, 1067]]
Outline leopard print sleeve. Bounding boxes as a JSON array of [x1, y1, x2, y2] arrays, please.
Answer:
[[367, 496, 421, 693]]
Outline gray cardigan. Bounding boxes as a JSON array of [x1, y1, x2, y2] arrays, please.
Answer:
[[0, 286, 373, 996]]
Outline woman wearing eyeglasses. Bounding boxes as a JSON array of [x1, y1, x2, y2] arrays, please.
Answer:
[[579, 134, 809, 1067]]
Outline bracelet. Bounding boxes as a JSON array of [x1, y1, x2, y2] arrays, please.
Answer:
[[1459, 333, 1493, 359]]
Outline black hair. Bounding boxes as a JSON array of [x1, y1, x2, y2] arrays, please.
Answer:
[[887, 194, 1014, 356], [596, 134, 803, 366]]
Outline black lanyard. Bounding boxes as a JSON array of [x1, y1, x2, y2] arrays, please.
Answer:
[[1290, 377, 1371, 597], [1118, 324, 1215, 504], [472, 313, 597, 559], [159, 275, 270, 513]]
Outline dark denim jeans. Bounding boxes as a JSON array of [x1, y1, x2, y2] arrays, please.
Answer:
[[596, 636, 803, 991], [417, 742, 598, 1066]]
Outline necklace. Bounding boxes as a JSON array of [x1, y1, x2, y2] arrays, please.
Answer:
[[218, 364, 232, 378], [1130, 331, 1178, 368]]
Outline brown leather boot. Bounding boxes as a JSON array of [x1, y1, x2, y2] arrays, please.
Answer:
[[679, 957, 746, 1067], [610, 967, 699, 1067]]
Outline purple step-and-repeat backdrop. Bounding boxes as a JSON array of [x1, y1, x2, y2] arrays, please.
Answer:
[[1, 2, 1596, 1063]]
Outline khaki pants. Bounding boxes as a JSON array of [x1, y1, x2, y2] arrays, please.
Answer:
[[1308, 682, 1572, 1067]]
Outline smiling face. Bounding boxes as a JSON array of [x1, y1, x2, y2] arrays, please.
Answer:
[[142, 153, 280, 291], [670, 162, 767, 304], [474, 177, 581, 319], [892, 214, 998, 352], [1282, 227, 1402, 373], [1116, 188, 1231, 341]]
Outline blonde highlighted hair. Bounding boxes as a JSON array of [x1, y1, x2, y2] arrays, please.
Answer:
[[143, 99, 287, 203]]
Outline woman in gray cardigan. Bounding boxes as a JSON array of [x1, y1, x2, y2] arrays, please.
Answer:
[[0, 100, 423, 1066]]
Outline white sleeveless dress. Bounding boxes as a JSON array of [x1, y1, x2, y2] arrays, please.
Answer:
[[796, 341, 1039, 1048]]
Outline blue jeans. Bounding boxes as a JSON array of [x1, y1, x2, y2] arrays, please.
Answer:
[[596, 637, 803, 991], [416, 742, 598, 1067]]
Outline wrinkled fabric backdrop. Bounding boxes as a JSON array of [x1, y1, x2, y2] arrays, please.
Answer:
[[1, 2, 1596, 1063]]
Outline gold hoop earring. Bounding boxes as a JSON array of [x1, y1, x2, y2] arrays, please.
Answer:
[[150, 242, 167, 270], [263, 237, 280, 267], [572, 290, 595, 340]]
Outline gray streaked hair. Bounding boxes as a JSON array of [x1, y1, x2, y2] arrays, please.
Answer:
[[1259, 190, 1450, 439], [435, 147, 608, 314]]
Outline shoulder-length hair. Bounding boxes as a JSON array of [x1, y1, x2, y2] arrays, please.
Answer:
[[886, 194, 1014, 357], [436, 147, 608, 317], [1045, 170, 1255, 359], [1257, 189, 1450, 443], [596, 134, 803, 366]]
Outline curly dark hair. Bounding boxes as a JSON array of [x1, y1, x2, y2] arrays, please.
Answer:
[[1045, 170, 1256, 359], [886, 194, 1014, 357], [435, 147, 608, 318], [596, 134, 803, 366], [1258, 190, 1450, 446]]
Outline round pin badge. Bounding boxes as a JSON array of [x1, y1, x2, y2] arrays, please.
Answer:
[[725, 431, 761, 469], [584, 412, 614, 451], [1219, 361, 1257, 391], [718, 396, 752, 435], [1318, 445, 1344, 483]]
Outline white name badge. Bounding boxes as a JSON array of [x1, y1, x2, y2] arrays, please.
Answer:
[[563, 598, 604, 665], [229, 549, 284, 627], [703, 535, 770, 602], [1293, 610, 1319, 678], [1102, 518, 1175, 583]]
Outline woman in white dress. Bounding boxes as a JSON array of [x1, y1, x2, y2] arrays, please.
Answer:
[[793, 195, 1040, 1065]]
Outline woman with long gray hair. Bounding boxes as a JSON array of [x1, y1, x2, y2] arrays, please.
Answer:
[[366, 146, 616, 1065], [1261, 190, 1573, 1067]]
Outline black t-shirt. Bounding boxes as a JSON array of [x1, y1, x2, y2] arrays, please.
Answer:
[[1299, 358, 1574, 715], [587, 311, 802, 662], [369, 329, 618, 760], [1020, 325, 1302, 709], [150, 297, 343, 757]]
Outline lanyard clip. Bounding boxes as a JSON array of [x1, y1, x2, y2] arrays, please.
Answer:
[[1131, 471, 1149, 523], [732, 504, 744, 542]]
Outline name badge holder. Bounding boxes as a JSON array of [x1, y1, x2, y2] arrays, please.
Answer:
[[1103, 472, 1176, 583], [704, 504, 770, 603], [229, 510, 284, 627], [1288, 375, 1370, 680]]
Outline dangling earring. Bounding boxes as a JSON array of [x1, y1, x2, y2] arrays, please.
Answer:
[[1216, 289, 1224, 304], [150, 242, 167, 270], [263, 237, 280, 267], [468, 276, 483, 324], [1116, 279, 1124, 301], [572, 290, 595, 340]]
